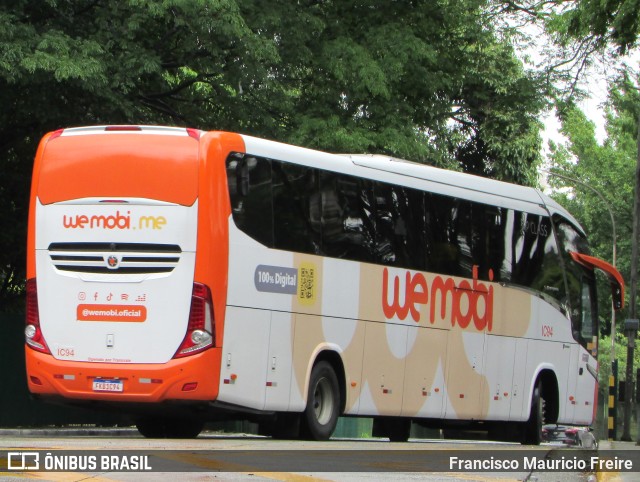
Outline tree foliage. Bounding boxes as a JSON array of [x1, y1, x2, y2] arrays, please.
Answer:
[[598, 333, 640, 393], [562, 0, 640, 54], [240, 0, 548, 181], [487, 1, 640, 100], [0, 0, 549, 305]]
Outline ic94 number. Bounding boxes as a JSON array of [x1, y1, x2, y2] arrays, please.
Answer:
[[57, 348, 75, 357]]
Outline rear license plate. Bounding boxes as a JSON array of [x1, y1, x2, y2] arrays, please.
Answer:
[[92, 379, 123, 392]]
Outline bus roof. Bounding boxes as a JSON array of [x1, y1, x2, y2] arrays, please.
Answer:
[[347, 153, 542, 204], [34, 126, 584, 233]]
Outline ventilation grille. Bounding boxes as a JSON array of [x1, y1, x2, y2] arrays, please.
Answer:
[[48, 242, 181, 274]]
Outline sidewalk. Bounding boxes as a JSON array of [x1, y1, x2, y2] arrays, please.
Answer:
[[598, 439, 640, 450], [0, 427, 139, 437], [595, 440, 640, 482]]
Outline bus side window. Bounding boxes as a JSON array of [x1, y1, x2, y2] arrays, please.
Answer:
[[503, 211, 565, 307], [237, 157, 251, 196], [476, 205, 509, 283], [317, 171, 376, 262], [424, 192, 459, 276], [374, 183, 426, 270], [272, 161, 321, 254], [357, 178, 378, 261], [581, 279, 596, 341], [373, 182, 395, 265], [423, 193, 473, 278], [399, 187, 427, 271], [226, 154, 274, 247], [454, 199, 473, 278]]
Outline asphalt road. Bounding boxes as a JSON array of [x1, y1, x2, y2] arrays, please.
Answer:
[[0, 429, 610, 482]]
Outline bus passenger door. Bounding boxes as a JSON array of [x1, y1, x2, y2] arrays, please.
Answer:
[[568, 279, 599, 425], [568, 343, 598, 425]]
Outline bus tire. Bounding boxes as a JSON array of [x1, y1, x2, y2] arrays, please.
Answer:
[[136, 416, 204, 439], [301, 360, 340, 441], [522, 382, 545, 445]]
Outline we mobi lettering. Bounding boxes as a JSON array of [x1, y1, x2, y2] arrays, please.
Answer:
[[382, 266, 494, 331], [62, 211, 166, 230]]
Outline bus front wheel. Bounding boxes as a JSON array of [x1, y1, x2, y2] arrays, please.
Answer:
[[522, 382, 545, 445], [301, 361, 340, 440]]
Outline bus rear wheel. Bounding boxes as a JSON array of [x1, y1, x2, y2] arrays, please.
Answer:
[[522, 382, 545, 445], [136, 416, 204, 439], [301, 361, 340, 440]]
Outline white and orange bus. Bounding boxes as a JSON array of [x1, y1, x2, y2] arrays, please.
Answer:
[[26, 125, 624, 442]]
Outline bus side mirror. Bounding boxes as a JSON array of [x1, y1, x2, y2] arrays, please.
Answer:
[[569, 251, 625, 311]]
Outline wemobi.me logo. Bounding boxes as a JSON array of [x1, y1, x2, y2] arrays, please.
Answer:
[[382, 265, 494, 331], [62, 211, 166, 230]]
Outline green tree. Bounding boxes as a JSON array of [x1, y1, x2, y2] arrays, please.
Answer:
[[562, 0, 640, 54], [0, 0, 276, 308], [598, 333, 640, 395], [0, 0, 549, 305], [242, 0, 548, 183]]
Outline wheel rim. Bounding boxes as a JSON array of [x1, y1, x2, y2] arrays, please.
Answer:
[[313, 376, 334, 425]]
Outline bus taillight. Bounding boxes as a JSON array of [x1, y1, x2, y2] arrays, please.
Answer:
[[25, 278, 50, 354], [174, 282, 215, 358]]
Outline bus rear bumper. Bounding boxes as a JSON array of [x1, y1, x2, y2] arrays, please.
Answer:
[[25, 348, 221, 403]]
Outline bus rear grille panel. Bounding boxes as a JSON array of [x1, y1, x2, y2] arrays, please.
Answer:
[[48, 242, 181, 274]]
